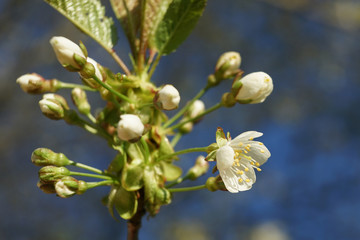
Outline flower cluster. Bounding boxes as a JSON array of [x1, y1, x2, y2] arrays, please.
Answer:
[[16, 35, 273, 226]]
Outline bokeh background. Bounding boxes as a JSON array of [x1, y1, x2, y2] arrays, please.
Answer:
[[1, 0, 360, 239]]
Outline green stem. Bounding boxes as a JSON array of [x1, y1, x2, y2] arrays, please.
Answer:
[[87, 180, 116, 189], [168, 184, 206, 193], [69, 161, 104, 175], [58, 82, 97, 91], [156, 147, 208, 162], [92, 75, 135, 104], [86, 113, 97, 124], [165, 175, 190, 188], [147, 54, 161, 81], [74, 116, 113, 143], [163, 85, 211, 128], [69, 171, 114, 180], [170, 132, 182, 147], [140, 137, 150, 164], [169, 102, 223, 131]]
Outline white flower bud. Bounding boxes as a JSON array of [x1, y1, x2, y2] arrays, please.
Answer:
[[50, 36, 86, 71], [156, 84, 180, 110], [188, 100, 205, 119], [16, 73, 45, 93], [55, 179, 76, 198], [235, 72, 273, 104], [215, 51, 241, 79], [117, 114, 144, 142], [39, 98, 64, 120]]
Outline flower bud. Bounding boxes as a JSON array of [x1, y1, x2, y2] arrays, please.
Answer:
[[37, 181, 56, 194], [205, 176, 227, 192], [117, 114, 144, 142], [55, 177, 77, 198], [16, 73, 59, 94], [31, 148, 71, 166], [179, 121, 193, 134], [79, 58, 104, 88], [39, 94, 68, 120], [187, 100, 205, 120], [71, 88, 91, 115], [39, 166, 70, 183], [187, 156, 209, 180], [215, 51, 241, 80], [155, 84, 180, 110], [55, 176, 88, 198], [50, 36, 86, 71], [233, 72, 273, 104]]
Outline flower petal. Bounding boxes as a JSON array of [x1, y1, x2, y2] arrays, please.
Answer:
[[230, 131, 263, 145]]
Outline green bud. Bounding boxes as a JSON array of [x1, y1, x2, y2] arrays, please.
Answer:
[[179, 121, 193, 134], [221, 92, 236, 108], [187, 156, 209, 180], [39, 166, 70, 182], [79, 61, 96, 79], [205, 176, 226, 192], [31, 148, 71, 166], [71, 88, 91, 115], [55, 176, 87, 198]]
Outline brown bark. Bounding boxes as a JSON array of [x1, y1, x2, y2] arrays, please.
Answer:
[[127, 190, 146, 240]]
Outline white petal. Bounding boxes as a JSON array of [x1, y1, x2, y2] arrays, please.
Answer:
[[216, 145, 235, 171], [230, 131, 263, 145]]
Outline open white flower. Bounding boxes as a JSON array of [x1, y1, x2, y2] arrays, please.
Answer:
[[216, 131, 270, 193]]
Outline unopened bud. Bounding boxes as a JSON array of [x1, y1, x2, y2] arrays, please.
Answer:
[[215, 51, 241, 80], [55, 176, 87, 198], [71, 88, 91, 115], [31, 148, 71, 166], [187, 156, 209, 180], [233, 72, 273, 104], [79, 58, 103, 88], [37, 181, 56, 194], [221, 92, 236, 107], [50, 36, 87, 71], [187, 100, 205, 120], [179, 120, 193, 134], [155, 84, 180, 110], [205, 176, 226, 192], [39, 94, 68, 120], [39, 166, 70, 182], [117, 114, 144, 142], [16, 73, 59, 94]]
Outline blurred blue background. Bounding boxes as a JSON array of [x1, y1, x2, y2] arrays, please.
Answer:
[[1, 0, 360, 239]]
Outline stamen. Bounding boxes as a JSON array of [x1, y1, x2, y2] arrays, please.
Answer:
[[260, 149, 265, 153], [249, 137, 254, 140], [244, 167, 249, 172], [259, 142, 263, 145], [245, 179, 251, 182], [239, 142, 243, 146], [244, 150, 248, 154], [238, 178, 243, 183], [256, 168, 262, 172], [255, 162, 260, 167], [245, 146, 251, 151]]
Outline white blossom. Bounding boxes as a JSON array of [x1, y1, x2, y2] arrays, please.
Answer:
[[235, 72, 273, 104], [50, 36, 85, 70], [117, 114, 144, 141], [157, 84, 180, 110], [216, 131, 270, 193]]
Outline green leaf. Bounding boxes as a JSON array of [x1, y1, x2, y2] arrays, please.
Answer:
[[151, 0, 207, 55], [121, 158, 144, 191], [216, 127, 227, 147], [113, 186, 138, 220], [160, 162, 182, 181], [141, 0, 172, 50], [45, 0, 117, 49], [110, 0, 141, 54]]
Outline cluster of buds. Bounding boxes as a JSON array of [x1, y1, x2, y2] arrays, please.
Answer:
[[32, 148, 89, 198], [17, 33, 274, 224]]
